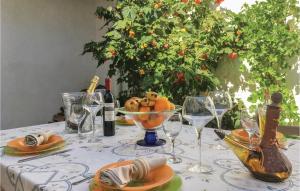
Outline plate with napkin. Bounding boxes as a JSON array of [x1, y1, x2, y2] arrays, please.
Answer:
[[4, 131, 65, 156], [89, 157, 179, 191]]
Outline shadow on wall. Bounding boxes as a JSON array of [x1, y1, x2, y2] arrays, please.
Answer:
[[214, 57, 300, 113], [287, 57, 300, 93]]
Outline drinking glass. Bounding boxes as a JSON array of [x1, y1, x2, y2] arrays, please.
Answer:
[[62, 92, 88, 134], [163, 112, 183, 164], [115, 100, 120, 109], [70, 104, 88, 138], [182, 96, 215, 173], [82, 92, 104, 142], [241, 110, 260, 149], [210, 91, 233, 150]]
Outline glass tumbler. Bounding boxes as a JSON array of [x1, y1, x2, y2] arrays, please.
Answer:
[[62, 92, 92, 134]]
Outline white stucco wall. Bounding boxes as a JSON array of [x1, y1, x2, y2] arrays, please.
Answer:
[[0, 0, 2, 130], [0, 0, 115, 129]]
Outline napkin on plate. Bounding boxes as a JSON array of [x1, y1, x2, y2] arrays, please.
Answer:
[[100, 157, 167, 188], [24, 131, 54, 147]]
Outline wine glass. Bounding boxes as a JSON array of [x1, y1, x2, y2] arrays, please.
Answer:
[[182, 96, 216, 173], [82, 92, 104, 142], [69, 103, 88, 138], [163, 112, 183, 164], [241, 110, 260, 149], [210, 90, 233, 150], [115, 99, 120, 109]]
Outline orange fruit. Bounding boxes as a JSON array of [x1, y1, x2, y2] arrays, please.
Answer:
[[138, 106, 151, 121], [154, 97, 170, 111], [142, 114, 164, 129], [140, 98, 153, 107], [146, 91, 158, 101], [124, 99, 140, 112], [170, 103, 175, 110]]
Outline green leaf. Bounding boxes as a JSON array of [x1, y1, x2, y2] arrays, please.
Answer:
[[113, 20, 128, 30], [105, 31, 121, 39]]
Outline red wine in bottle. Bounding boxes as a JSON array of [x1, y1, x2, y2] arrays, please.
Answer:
[[103, 78, 115, 136]]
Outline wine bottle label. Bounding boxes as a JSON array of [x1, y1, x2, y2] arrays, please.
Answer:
[[104, 103, 114, 107], [104, 103, 115, 121]]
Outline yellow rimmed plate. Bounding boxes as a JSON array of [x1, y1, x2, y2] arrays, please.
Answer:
[[4, 135, 65, 156]]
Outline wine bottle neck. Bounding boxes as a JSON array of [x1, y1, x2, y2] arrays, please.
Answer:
[[105, 78, 112, 91], [87, 75, 99, 95]]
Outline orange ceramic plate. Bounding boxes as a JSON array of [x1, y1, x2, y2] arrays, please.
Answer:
[[231, 129, 286, 143], [90, 160, 174, 191], [6, 135, 64, 152], [4, 142, 65, 156]]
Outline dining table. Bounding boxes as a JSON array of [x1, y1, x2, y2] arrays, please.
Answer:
[[0, 119, 299, 191]]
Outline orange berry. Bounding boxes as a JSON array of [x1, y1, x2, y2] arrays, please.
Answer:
[[215, 0, 224, 5], [151, 40, 157, 47], [154, 3, 162, 9], [139, 69, 145, 76], [176, 72, 185, 81], [129, 30, 135, 38], [228, 52, 238, 60], [201, 53, 208, 60], [178, 50, 185, 56]]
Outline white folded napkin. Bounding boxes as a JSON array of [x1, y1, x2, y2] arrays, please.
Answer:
[[100, 157, 167, 188], [24, 131, 54, 147]]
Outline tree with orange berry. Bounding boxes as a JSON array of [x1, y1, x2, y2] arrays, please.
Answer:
[[83, 0, 238, 104]]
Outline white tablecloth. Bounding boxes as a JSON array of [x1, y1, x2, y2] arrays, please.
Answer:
[[0, 121, 299, 191]]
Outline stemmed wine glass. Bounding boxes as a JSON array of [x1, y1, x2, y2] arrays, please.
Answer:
[[69, 102, 87, 138], [82, 92, 103, 142], [210, 91, 233, 150], [182, 96, 216, 173], [163, 112, 183, 164], [241, 110, 260, 149]]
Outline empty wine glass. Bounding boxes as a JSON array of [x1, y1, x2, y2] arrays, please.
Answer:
[[182, 96, 216, 173], [210, 90, 233, 150], [163, 112, 183, 164], [62, 92, 87, 133], [241, 110, 260, 149], [82, 92, 103, 142], [70, 103, 88, 138], [115, 100, 120, 109]]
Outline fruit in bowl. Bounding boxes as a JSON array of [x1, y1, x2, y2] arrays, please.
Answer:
[[120, 92, 179, 130], [118, 92, 181, 146]]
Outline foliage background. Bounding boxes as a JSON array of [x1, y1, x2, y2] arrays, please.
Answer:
[[83, 0, 300, 126], [83, 0, 239, 103], [235, 0, 300, 125]]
